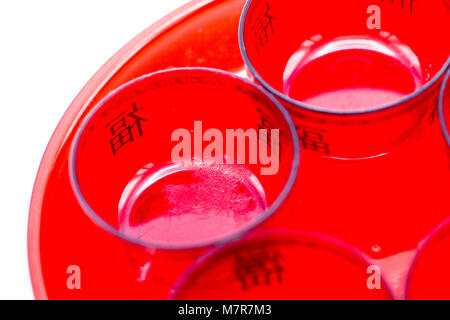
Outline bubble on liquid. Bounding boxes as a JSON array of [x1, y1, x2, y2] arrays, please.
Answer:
[[371, 245, 382, 254]]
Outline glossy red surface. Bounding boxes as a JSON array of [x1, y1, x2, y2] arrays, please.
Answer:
[[28, 0, 450, 299], [70, 67, 298, 250]]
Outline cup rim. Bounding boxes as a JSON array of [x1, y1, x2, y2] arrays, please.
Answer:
[[439, 68, 450, 147], [167, 229, 395, 299], [239, 0, 450, 116], [69, 67, 300, 251]]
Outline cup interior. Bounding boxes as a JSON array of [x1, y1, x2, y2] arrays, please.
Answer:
[[241, 0, 450, 113], [70, 68, 299, 249]]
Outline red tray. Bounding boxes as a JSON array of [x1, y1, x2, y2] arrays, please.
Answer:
[[28, 0, 450, 299]]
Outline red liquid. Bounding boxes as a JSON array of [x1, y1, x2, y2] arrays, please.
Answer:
[[118, 161, 267, 246], [283, 35, 423, 111]]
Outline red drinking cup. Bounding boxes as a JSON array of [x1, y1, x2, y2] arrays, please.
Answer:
[[240, 0, 450, 159], [406, 218, 450, 299], [69, 67, 300, 298]]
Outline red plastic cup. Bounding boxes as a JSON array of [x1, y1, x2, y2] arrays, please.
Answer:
[[168, 230, 393, 299], [68, 67, 299, 298], [439, 68, 450, 149], [240, 0, 450, 159]]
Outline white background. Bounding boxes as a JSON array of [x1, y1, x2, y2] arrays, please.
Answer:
[[0, 0, 188, 300]]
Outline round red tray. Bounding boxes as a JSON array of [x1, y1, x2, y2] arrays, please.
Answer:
[[28, 0, 249, 299], [28, 0, 450, 299]]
